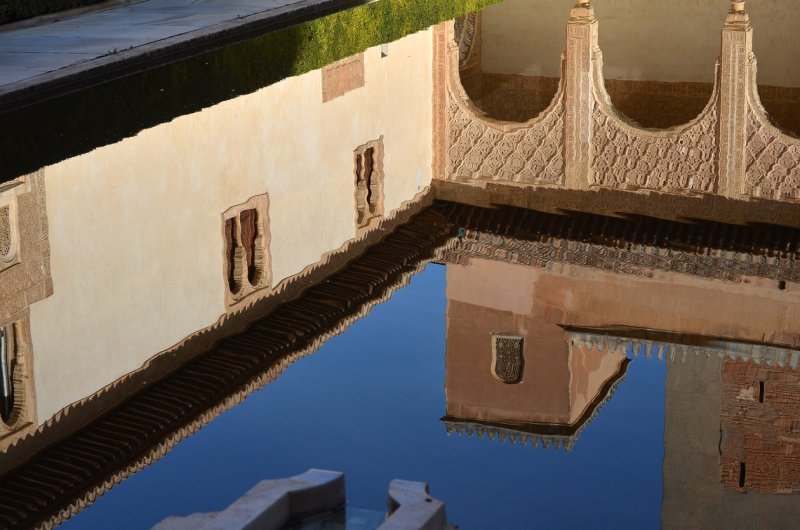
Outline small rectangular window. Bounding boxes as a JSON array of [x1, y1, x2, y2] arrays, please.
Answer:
[[739, 462, 746, 488], [381, 43, 389, 58]]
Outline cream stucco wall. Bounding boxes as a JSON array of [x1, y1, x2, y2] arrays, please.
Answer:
[[30, 30, 434, 424], [482, 0, 800, 86]]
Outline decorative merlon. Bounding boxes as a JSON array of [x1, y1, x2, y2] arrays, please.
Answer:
[[442, 364, 628, 453], [569, 331, 800, 369]]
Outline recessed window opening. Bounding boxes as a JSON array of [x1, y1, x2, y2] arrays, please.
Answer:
[[354, 139, 384, 229], [225, 217, 239, 293], [0, 325, 15, 424], [779, 280, 787, 290], [759, 381, 765, 403], [239, 208, 261, 285], [739, 461, 746, 488], [381, 43, 389, 58], [221, 194, 272, 306]]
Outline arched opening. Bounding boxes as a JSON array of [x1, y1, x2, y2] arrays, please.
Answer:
[[592, 1, 719, 129], [457, 3, 563, 123], [749, 1, 800, 136]]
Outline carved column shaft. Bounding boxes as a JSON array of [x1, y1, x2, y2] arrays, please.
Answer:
[[718, 4, 753, 198], [433, 22, 452, 183], [564, 3, 598, 190]]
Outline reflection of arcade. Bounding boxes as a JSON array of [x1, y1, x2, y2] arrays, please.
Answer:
[[437, 203, 800, 526]]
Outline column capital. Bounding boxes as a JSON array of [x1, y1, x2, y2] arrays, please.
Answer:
[[726, 1, 750, 28], [569, 2, 595, 23]]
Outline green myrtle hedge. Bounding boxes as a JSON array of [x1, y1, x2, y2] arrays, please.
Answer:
[[0, 0, 499, 181]]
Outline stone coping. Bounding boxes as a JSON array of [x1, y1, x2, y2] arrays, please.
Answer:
[[0, 0, 371, 111]]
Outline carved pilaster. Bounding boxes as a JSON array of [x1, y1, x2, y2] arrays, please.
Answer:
[[564, 3, 598, 189], [432, 22, 450, 182], [718, 1, 753, 197]]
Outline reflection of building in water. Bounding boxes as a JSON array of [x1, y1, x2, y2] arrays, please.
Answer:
[[442, 258, 629, 451], [721, 360, 800, 495], [436, 203, 800, 525], [664, 356, 800, 528], [1, 191, 799, 526]]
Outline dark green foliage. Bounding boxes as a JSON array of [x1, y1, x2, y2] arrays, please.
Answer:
[[0, 0, 106, 24], [0, 0, 499, 182]]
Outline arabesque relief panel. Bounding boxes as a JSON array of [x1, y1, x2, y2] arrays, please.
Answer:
[[440, 2, 800, 207]]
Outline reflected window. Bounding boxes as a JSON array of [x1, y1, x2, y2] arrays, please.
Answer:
[[354, 138, 385, 229], [0, 324, 15, 424], [222, 195, 271, 307], [224, 217, 239, 293], [491, 335, 524, 384]]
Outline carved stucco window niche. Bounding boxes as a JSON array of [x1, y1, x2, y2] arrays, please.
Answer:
[[354, 137, 385, 229], [491, 334, 524, 384], [0, 318, 36, 448], [222, 194, 271, 307], [0, 194, 20, 272]]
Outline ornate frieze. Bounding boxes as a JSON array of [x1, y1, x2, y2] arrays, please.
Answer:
[[570, 331, 800, 370], [442, 230, 800, 285]]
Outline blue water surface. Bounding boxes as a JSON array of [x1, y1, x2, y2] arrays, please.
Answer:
[[62, 264, 666, 529]]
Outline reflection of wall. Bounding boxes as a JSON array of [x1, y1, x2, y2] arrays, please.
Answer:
[[663, 359, 800, 528], [28, 31, 434, 425], [721, 360, 800, 495], [445, 237, 800, 348], [481, 0, 800, 86], [445, 259, 626, 426]]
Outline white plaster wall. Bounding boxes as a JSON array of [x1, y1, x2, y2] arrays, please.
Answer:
[[30, 29, 433, 424], [482, 0, 800, 86]]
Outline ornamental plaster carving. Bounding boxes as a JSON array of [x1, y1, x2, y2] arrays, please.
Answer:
[[443, 230, 799, 285], [439, 1, 800, 206], [571, 331, 800, 370], [743, 61, 800, 201], [454, 11, 480, 72], [491, 335, 523, 384], [744, 109, 800, 200], [590, 87, 719, 193], [445, 31, 566, 185], [447, 97, 565, 184]]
